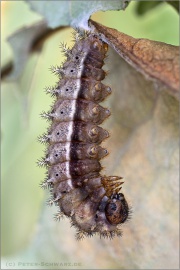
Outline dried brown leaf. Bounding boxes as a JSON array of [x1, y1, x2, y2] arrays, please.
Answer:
[[90, 19, 180, 100]]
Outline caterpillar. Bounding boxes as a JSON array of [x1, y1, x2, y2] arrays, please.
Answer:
[[38, 29, 130, 240]]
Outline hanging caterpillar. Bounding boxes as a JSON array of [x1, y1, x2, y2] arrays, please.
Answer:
[[38, 29, 130, 240]]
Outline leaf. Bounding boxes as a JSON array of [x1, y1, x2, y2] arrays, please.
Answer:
[[6, 20, 48, 80], [135, 1, 179, 15], [26, 0, 130, 29], [166, 1, 179, 13], [90, 19, 180, 100], [135, 1, 162, 15]]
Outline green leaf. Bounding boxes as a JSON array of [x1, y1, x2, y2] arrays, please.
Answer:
[[135, 1, 179, 15], [135, 1, 162, 15], [167, 1, 179, 13], [6, 20, 48, 80], [26, 0, 130, 29]]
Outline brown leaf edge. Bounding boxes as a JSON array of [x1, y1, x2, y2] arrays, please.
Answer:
[[89, 19, 180, 100]]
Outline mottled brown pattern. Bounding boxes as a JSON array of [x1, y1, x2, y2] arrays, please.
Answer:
[[90, 20, 179, 99]]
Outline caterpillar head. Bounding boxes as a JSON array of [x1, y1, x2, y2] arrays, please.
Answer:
[[105, 193, 129, 225]]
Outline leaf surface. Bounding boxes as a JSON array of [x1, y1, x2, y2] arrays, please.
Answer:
[[26, 0, 130, 29], [90, 19, 180, 99]]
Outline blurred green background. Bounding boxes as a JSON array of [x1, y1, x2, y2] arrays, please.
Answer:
[[1, 1, 179, 269]]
